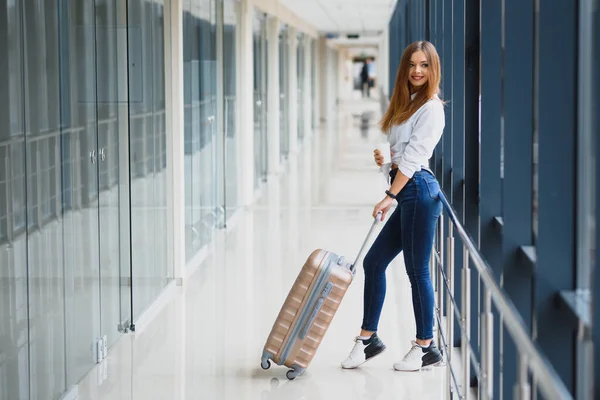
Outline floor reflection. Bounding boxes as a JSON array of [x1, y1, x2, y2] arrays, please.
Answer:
[[76, 98, 445, 400]]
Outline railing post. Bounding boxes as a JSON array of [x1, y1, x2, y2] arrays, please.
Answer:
[[430, 245, 438, 338], [430, 247, 436, 290], [461, 246, 471, 399], [480, 289, 493, 399], [446, 220, 455, 399], [437, 215, 445, 349], [514, 354, 531, 400]]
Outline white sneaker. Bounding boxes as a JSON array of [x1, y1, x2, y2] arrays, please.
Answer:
[[341, 333, 387, 369], [393, 340, 443, 371]]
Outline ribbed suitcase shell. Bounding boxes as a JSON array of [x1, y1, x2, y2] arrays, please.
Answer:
[[261, 249, 354, 379]]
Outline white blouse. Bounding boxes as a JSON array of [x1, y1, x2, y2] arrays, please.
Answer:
[[384, 95, 445, 179]]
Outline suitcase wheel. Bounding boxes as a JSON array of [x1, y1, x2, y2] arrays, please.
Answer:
[[286, 369, 299, 380], [260, 359, 271, 370]]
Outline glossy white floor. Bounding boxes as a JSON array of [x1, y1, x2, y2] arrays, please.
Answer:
[[76, 96, 446, 400]]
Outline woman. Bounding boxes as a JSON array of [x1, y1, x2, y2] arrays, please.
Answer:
[[342, 41, 445, 371]]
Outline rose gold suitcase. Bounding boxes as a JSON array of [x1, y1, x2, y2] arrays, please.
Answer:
[[260, 215, 381, 380]]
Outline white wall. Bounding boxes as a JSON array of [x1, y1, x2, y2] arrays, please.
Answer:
[[238, 0, 255, 206], [379, 27, 390, 98], [287, 26, 298, 154], [266, 16, 281, 175], [303, 36, 312, 140], [165, 0, 186, 280]]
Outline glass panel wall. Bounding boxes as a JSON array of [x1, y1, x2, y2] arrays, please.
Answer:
[[297, 33, 305, 142], [183, 0, 219, 261], [253, 11, 268, 187], [59, 1, 101, 391], [0, 0, 171, 398], [128, 0, 171, 320], [1, 2, 32, 398], [334, 49, 339, 127], [222, 0, 239, 216], [95, 0, 137, 353], [311, 39, 317, 130], [278, 26, 289, 159], [326, 48, 339, 120], [29, 1, 103, 396]]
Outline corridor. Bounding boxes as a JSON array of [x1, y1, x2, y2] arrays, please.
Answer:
[[75, 97, 445, 400], [1, 0, 597, 397]]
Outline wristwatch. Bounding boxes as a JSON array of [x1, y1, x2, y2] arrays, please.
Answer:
[[385, 190, 397, 200]]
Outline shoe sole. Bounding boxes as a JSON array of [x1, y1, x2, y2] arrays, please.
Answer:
[[341, 346, 387, 370], [393, 356, 444, 372]]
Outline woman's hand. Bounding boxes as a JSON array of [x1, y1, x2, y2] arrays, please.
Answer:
[[373, 149, 384, 167], [374, 149, 393, 167], [373, 196, 395, 221]]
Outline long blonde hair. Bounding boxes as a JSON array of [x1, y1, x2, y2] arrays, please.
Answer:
[[381, 41, 442, 133]]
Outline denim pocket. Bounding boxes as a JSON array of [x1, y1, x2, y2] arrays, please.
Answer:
[[424, 177, 440, 200]]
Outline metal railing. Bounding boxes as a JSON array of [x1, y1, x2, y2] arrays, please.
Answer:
[[433, 191, 573, 400]]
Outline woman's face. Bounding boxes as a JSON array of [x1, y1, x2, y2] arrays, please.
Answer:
[[408, 50, 429, 88]]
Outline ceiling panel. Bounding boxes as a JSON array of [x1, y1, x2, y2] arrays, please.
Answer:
[[279, 0, 396, 34]]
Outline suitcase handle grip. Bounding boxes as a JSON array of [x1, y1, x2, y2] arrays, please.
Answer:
[[350, 212, 382, 273]]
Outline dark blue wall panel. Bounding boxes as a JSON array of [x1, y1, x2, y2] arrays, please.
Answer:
[[464, 0, 480, 386], [402, 0, 592, 396], [535, 2, 578, 395], [502, 0, 535, 395], [479, 0, 503, 396], [450, 0, 465, 347]]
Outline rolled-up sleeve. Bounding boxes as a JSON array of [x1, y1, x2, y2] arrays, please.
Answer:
[[397, 100, 445, 178]]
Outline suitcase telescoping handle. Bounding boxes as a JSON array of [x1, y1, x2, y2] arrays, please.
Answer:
[[350, 212, 382, 273]]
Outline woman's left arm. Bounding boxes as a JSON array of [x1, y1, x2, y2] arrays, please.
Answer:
[[373, 101, 446, 220]]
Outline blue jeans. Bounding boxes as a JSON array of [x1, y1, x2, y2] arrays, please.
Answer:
[[361, 170, 442, 340]]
